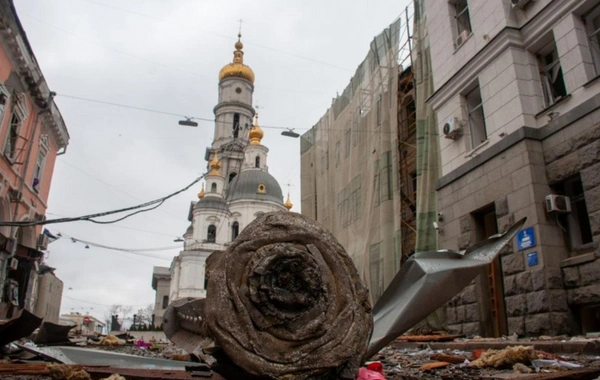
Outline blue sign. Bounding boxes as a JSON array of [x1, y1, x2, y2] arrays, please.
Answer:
[[527, 252, 539, 266], [516, 227, 536, 251]]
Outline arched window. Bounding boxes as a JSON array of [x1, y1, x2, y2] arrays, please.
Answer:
[[233, 113, 240, 138], [162, 295, 169, 309], [228, 172, 237, 183], [255, 155, 260, 168], [207, 224, 216, 242], [231, 222, 239, 240], [211, 183, 217, 193]]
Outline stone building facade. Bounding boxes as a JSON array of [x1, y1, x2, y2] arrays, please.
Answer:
[[422, 0, 600, 336]]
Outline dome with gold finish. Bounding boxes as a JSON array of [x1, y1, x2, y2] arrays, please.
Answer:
[[218, 34, 255, 84], [249, 114, 264, 145]]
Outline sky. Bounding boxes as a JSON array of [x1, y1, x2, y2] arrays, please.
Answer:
[[13, 0, 411, 324]]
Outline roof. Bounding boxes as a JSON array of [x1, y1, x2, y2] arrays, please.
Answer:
[[194, 196, 230, 212], [226, 169, 284, 205]]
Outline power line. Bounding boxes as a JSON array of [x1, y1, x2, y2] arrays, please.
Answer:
[[0, 175, 203, 227], [59, 232, 180, 253]]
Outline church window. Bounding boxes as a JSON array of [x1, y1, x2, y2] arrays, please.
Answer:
[[233, 113, 240, 138], [255, 155, 260, 168], [211, 183, 217, 193], [229, 172, 237, 183], [257, 184, 266, 194], [162, 296, 169, 309], [207, 225, 216, 243], [232, 221, 239, 240]]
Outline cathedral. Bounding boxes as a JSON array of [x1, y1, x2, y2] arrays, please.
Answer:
[[151, 34, 292, 326]]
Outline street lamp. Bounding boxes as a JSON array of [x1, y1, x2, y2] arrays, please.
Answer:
[[281, 128, 300, 138], [179, 117, 198, 127]]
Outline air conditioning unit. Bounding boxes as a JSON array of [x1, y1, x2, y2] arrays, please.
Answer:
[[8, 257, 18, 271], [512, 0, 533, 9], [545, 194, 571, 213], [8, 188, 22, 202], [455, 30, 470, 46], [443, 117, 462, 139], [37, 234, 49, 250]]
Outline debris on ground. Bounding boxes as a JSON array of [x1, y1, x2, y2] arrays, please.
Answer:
[[47, 364, 91, 380], [471, 345, 537, 368], [98, 335, 124, 346]]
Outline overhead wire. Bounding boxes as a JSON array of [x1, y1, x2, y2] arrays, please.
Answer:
[[0, 175, 203, 227]]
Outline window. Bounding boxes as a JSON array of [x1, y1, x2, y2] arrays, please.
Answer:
[[453, 0, 472, 46], [162, 296, 168, 309], [373, 158, 380, 206], [584, 3, 600, 76], [4, 113, 21, 161], [555, 175, 593, 250], [465, 84, 487, 148], [207, 225, 216, 243], [32, 146, 47, 193], [228, 172, 237, 183], [233, 113, 240, 138], [255, 155, 260, 168], [210, 183, 217, 193], [335, 140, 341, 167], [537, 41, 567, 107], [231, 221, 239, 240]]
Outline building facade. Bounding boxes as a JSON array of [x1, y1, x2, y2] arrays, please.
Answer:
[[300, 18, 417, 303], [151, 266, 170, 328], [152, 35, 291, 309], [60, 312, 105, 335], [0, 1, 69, 320], [421, 0, 600, 336], [33, 265, 63, 324]]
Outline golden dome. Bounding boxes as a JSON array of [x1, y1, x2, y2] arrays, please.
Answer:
[[198, 183, 205, 199], [284, 193, 293, 211], [218, 33, 255, 84], [208, 151, 222, 176], [249, 114, 264, 145]]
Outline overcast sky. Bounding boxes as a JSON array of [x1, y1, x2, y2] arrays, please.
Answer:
[[13, 0, 411, 324]]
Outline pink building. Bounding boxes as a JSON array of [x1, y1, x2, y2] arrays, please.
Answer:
[[0, 1, 69, 320]]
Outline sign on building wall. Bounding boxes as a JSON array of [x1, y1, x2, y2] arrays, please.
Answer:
[[516, 227, 536, 251]]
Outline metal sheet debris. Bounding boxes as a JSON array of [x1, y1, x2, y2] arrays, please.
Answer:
[[365, 217, 526, 359], [33, 321, 75, 345], [18, 345, 198, 369], [0, 309, 42, 346]]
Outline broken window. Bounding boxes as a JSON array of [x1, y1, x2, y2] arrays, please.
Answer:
[[452, 0, 472, 47], [554, 175, 593, 251], [538, 41, 567, 108], [584, 3, 600, 76], [465, 83, 487, 148], [207, 225, 216, 243], [4, 113, 21, 162]]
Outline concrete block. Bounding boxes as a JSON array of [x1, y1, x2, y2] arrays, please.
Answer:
[[545, 152, 580, 184], [578, 140, 600, 169], [458, 232, 472, 250], [495, 197, 509, 217], [447, 306, 458, 325], [456, 305, 466, 322], [579, 259, 600, 286], [527, 290, 549, 313], [581, 163, 600, 190], [549, 289, 568, 312], [504, 274, 518, 296], [546, 267, 564, 289], [497, 214, 515, 235], [567, 283, 600, 306], [585, 186, 600, 214], [525, 313, 551, 335], [502, 252, 525, 275], [516, 271, 533, 293], [465, 303, 479, 323], [530, 269, 546, 291], [462, 322, 480, 337], [544, 140, 574, 164], [462, 284, 477, 304], [591, 210, 600, 236], [507, 316, 525, 336], [506, 294, 527, 317], [550, 312, 571, 335], [448, 323, 463, 335]]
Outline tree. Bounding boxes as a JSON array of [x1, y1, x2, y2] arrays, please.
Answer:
[[105, 304, 134, 332]]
